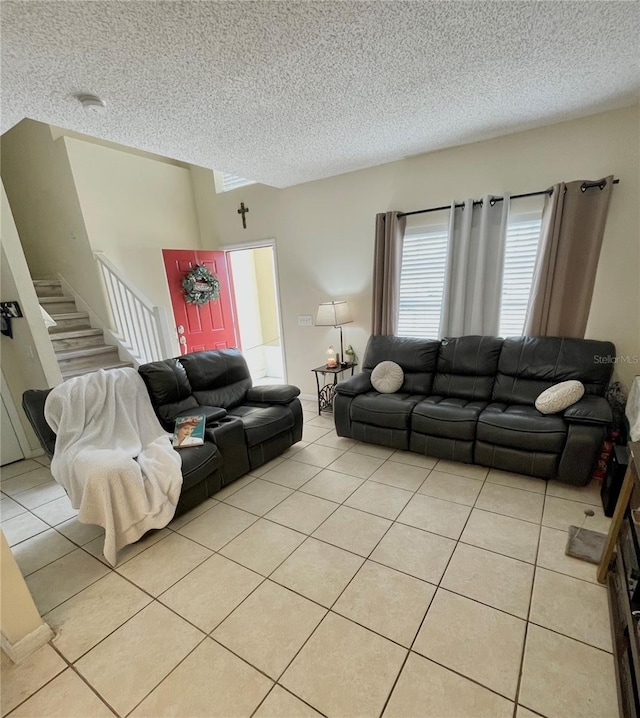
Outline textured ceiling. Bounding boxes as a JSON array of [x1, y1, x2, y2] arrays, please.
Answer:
[[2, 1, 639, 187]]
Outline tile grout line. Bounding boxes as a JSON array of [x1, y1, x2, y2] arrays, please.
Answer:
[[4, 433, 611, 716], [512, 480, 546, 718]]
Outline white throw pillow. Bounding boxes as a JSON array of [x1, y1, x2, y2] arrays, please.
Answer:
[[535, 380, 585, 415], [371, 361, 404, 394]]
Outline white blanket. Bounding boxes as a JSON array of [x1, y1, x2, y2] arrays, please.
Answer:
[[45, 367, 182, 565]]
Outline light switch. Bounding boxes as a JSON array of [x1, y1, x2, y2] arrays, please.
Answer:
[[298, 315, 313, 326]]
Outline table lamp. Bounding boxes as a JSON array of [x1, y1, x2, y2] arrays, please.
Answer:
[[316, 300, 353, 366]]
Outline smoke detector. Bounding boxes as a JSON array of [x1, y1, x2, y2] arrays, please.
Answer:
[[77, 94, 106, 114]]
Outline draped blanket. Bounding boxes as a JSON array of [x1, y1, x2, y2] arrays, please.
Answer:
[[45, 367, 182, 565]]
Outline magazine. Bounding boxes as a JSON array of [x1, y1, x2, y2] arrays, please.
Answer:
[[172, 414, 206, 448]]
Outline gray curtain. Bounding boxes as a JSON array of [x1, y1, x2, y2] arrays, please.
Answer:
[[524, 177, 614, 337], [371, 211, 406, 335], [439, 194, 510, 337]]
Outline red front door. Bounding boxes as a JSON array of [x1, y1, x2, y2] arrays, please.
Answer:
[[162, 250, 238, 354]]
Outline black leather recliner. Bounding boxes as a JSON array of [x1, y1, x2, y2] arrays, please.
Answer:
[[21, 388, 224, 518], [335, 335, 615, 486], [139, 348, 303, 478], [22, 348, 303, 516]]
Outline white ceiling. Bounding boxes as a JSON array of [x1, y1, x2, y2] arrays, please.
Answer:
[[2, 1, 639, 188]]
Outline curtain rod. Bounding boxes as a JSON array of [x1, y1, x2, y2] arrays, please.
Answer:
[[398, 178, 620, 219]]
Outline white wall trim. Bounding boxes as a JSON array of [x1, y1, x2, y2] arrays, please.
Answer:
[[1, 623, 54, 664]]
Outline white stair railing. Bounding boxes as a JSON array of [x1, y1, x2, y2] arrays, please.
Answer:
[[94, 252, 174, 364]]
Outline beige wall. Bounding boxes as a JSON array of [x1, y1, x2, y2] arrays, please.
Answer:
[[65, 136, 202, 318], [1, 121, 111, 325], [253, 247, 279, 345], [209, 106, 640, 394], [1, 182, 61, 451], [1, 531, 47, 652]]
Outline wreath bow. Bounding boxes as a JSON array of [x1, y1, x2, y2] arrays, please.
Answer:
[[182, 264, 221, 305]]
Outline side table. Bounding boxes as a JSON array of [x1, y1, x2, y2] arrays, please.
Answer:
[[311, 364, 357, 415]]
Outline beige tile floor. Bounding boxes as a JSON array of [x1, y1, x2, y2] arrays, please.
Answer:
[[1, 399, 618, 718]]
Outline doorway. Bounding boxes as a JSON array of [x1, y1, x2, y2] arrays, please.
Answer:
[[225, 242, 286, 385]]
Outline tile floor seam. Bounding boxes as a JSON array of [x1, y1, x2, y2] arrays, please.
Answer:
[[457, 536, 538, 565], [122, 634, 210, 717], [2, 645, 71, 718], [3, 440, 614, 717], [24, 548, 112, 615], [113, 536, 213, 596], [52, 597, 152, 666], [250, 683, 329, 718], [377, 461, 488, 716], [10, 489, 70, 512], [533, 562, 600, 587], [512, 486, 545, 715], [525, 618, 614, 656]]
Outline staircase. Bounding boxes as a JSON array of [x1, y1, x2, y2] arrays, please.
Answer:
[[34, 280, 134, 380]]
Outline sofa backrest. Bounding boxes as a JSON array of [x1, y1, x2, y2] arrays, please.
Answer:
[[493, 336, 616, 406], [180, 349, 252, 410], [432, 336, 503, 401], [138, 358, 200, 428], [362, 335, 440, 395]]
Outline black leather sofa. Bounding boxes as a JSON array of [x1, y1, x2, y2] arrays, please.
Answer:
[[334, 335, 615, 486], [22, 348, 302, 518], [139, 348, 303, 483]]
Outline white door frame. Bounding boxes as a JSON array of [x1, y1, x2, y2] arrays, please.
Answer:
[[219, 238, 288, 384]]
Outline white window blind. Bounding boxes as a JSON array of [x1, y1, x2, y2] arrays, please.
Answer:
[[397, 225, 448, 339], [498, 217, 542, 337], [222, 173, 256, 191]]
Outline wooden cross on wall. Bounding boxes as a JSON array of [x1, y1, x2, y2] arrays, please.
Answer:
[[237, 202, 249, 229]]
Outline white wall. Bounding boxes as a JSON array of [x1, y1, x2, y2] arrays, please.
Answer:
[[65, 136, 202, 319], [0, 182, 62, 452], [1, 121, 111, 325], [209, 106, 640, 394]]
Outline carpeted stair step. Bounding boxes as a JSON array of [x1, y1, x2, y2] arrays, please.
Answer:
[[39, 295, 77, 314], [47, 312, 92, 331], [50, 328, 106, 352], [33, 279, 64, 297]]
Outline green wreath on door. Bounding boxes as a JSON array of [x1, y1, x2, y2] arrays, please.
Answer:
[[181, 264, 221, 305]]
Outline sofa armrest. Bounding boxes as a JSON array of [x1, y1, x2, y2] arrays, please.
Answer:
[[176, 405, 227, 426], [335, 373, 372, 397], [563, 395, 612, 426], [246, 384, 300, 404]]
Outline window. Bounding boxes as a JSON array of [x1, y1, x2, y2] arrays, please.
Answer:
[[397, 225, 448, 339], [498, 216, 542, 337], [221, 173, 256, 192], [397, 213, 542, 340]]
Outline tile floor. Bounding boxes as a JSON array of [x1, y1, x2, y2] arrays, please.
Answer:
[[1, 399, 618, 717]]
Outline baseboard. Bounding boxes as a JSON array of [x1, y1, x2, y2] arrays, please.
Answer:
[[1, 623, 54, 664], [299, 393, 316, 402]]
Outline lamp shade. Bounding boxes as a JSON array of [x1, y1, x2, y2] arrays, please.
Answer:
[[316, 301, 352, 327]]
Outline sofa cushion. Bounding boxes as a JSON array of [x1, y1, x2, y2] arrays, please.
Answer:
[[350, 391, 424, 430], [412, 397, 487, 440], [371, 361, 404, 393], [535, 380, 585, 415], [478, 403, 567, 452], [178, 441, 223, 491], [228, 404, 295, 447], [181, 349, 252, 409], [432, 336, 503, 401], [362, 336, 440, 395], [493, 337, 615, 406]]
